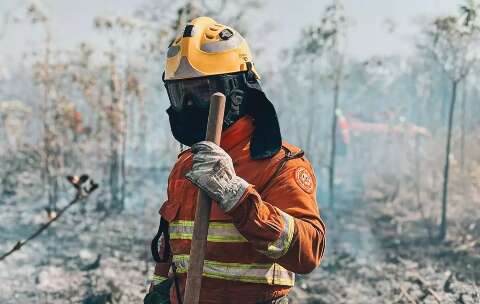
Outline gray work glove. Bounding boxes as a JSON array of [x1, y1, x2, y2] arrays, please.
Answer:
[[185, 141, 249, 212]]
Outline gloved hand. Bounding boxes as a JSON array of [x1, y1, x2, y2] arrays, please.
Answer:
[[185, 141, 249, 212]]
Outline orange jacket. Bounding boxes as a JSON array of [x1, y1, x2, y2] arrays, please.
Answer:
[[152, 116, 326, 303]]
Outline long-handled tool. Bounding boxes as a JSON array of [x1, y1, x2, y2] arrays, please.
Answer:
[[183, 92, 226, 304]]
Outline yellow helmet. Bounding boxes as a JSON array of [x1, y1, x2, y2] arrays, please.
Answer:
[[164, 17, 259, 80]]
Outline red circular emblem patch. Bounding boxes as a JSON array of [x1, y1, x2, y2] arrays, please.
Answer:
[[294, 167, 314, 194]]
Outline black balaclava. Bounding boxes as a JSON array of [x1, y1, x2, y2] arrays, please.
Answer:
[[166, 105, 210, 147], [166, 73, 248, 147]]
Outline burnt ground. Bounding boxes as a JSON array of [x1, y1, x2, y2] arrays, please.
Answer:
[[289, 192, 480, 304], [1, 174, 479, 303]]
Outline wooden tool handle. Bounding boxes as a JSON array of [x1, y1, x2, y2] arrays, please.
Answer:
[[183, 92, 226, 304]]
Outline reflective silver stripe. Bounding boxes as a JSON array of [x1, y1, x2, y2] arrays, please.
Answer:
[[169, 220, 247, 243], [166, 45, 180, 58], [172, 255, 295, 286], [173, 57, 204, 79], [257, 211, 295, 259], [200, 33, 243, 53]]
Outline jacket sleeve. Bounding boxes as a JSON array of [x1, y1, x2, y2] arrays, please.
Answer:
[[227, 157, 326, 274]]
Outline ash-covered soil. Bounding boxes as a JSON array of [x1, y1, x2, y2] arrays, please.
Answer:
[[289, 193, 480, 304], [0, 172, 165, 304], [1, 177, 479, 304]]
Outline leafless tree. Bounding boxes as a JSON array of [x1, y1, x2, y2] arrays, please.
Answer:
[[291, 1, 347, 208], [420, 0, 480, 240]]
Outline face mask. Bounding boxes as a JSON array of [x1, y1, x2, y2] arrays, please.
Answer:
[[166, 106, 209, 147]]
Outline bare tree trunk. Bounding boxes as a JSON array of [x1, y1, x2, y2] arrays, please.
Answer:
[[120, 110, 127, 207], [108, 54, 125, 213], [41, 27, 58, 213], [110, 147, 120, 208], [305, 62, 316, 154], [138, 92, 147, 159], [329, 78, 340, 208], [305, 107, 315, 155], [460, 82, 467, 172], [439, 80, 458, 241], [414, 135, 433, 240], [109, 73, 121, 212]]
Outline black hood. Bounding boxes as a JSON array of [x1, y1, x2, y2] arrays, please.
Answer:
[[245, 82, 282, 160]]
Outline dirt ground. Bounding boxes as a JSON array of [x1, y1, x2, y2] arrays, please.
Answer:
[[289, 191, 480, 304], [1, 175, 479, 303]]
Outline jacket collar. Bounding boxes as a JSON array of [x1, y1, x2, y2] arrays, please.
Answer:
[[220, 116, 254, 151]]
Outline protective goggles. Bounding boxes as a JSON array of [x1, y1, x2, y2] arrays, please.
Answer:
[[164, 73, 246, 110]]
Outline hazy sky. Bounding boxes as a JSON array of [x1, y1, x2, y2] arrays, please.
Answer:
[[0, 0, 463, 66]]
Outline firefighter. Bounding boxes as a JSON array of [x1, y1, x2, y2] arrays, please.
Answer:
[[145, 17, 326, 304]]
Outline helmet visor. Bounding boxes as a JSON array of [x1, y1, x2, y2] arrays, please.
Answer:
[[165, 73, 245, 110]]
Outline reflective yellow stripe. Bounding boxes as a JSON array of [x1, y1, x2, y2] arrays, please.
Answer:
[[150, 275, 168, 285], [257, 211, 295, 259], [172, 255, 295, 286], [170, 220, 248, 243]]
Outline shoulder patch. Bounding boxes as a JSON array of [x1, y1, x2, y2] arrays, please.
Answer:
[[294, 167, 314, 194]]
